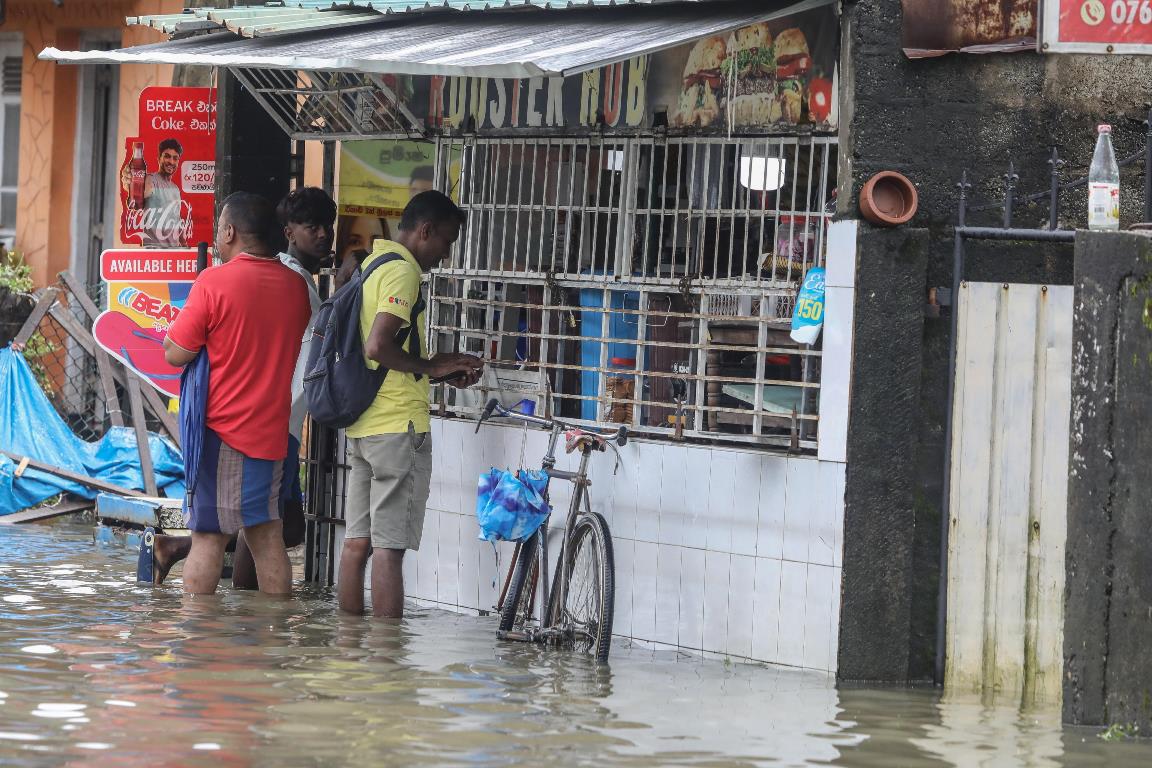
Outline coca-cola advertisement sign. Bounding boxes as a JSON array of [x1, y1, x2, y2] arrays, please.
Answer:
[[1042, 0, 1152, 52], [119, 86, 216, 249]]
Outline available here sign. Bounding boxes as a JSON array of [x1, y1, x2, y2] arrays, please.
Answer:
[[1043, 0, 1152, 53]]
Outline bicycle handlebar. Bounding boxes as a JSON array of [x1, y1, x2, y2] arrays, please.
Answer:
[[474, 398, 629, 447]]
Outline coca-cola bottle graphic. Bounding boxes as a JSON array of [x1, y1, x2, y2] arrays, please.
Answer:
[[128, 142, 147, 209]]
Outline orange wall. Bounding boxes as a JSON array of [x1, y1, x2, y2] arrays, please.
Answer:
[[3, 0, 182, 286]]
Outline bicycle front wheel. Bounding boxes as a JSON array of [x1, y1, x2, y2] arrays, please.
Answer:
[[547, 512, 614, 662], [498, 530, 539, 635]]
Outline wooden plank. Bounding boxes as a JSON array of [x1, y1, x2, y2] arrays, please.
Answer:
[[0, 449, 145, 497], [1026, 285, 1074, 706], [47, 304, 181, 448], [126, 377, 159, 496], [945, 281, 999, 693], [12, 287, 59, 347], [55, 271, 124, 427], [0, 500, 95, 525], [988, 284, 1040, 697]]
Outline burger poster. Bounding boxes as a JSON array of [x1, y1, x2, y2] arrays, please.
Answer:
[[667, 16, 838, 131]]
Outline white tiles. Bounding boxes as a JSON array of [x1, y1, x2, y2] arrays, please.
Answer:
[[751, 557, 782, 662], [730, 452, 762, 557], [632, 541, 659, 642], [811, 463, 845, 567], [612, 537, 635, 639], [778, 560, 808, 667], [678, 547, 706, 650], [420, 422, 849, 671], [818, 285, 855, 464], [805, 564, 839, 672], [702, 551, 731, 654], [825, 219, 858, 289], [783, 459, 819, 563], [436, 513, 461, 607], [654, 545, 681, 646], [705, 449, 737, 554], [728, 554, 756, 659], [756, 457, 788, 560]]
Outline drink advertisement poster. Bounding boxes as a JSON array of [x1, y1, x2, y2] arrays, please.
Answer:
[[336, 140, 460, 266], [901, 0, 1037, 57], [93, 249, 198, 397], [119, 86, 216, 249], [1042, 0, 1152, 53]]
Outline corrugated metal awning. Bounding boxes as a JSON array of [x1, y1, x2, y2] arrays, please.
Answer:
[[128, 1, 677, 39], [46, 0, 833, 79]]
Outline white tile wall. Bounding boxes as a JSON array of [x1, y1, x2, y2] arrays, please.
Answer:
[[403, 228, 857, 671], [818, 285, 854, 464], [410, 421, 849, 672]]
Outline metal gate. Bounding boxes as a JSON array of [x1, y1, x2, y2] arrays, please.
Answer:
[[944, 281, 1072, 704]]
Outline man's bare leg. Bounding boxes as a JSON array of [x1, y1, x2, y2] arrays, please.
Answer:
[[370, 548, 406, 619], [234, 499, 305, 591], [152, 534, 192, 584], [242, 519, 292, 595], [183, 532, 231, 595], [337, 538, 372, 614]]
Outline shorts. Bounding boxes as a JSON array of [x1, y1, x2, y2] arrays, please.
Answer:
[[185, 429, 295, 536], [346, 423, 432, 550]]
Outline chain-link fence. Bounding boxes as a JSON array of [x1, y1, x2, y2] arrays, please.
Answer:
[[12, 274, 177, 450]]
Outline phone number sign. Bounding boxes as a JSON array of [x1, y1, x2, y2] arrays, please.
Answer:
[[1043, 0, 1152, 52]]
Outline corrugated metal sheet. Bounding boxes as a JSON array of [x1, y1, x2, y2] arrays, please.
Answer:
[[128, 0, 677, 39], [945, 281, 1072, 707], [48, 0, 833, 79]]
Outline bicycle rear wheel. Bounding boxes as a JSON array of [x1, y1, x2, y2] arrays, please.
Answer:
[[498, 530, 540, 635], [547, 512, 614, 662]]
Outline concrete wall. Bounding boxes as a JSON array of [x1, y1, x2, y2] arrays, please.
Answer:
[[839, 0, 1151, 682], [2, 0, 180, 286], [1064, 231, 1152, 730]]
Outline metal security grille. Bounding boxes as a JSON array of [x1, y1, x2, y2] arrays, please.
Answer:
[[427, 135, 836, 450], [231, 67, 422, 141]]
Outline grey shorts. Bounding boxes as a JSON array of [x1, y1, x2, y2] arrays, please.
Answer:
[[346, 424, 432, 550]]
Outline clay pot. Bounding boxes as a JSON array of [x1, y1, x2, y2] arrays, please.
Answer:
[[859, 171, 918, 227]]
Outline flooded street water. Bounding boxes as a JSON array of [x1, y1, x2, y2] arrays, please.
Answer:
[[2, 524, 1152, 767]]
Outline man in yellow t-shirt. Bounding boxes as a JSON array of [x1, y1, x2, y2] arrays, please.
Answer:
[[338, 191, 484, 618]]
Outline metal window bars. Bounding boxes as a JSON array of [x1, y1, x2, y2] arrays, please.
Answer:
[[231, 67, 424, 141], [426, 134, 836, 450]]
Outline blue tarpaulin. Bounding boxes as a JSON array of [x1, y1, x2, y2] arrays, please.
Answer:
[[0, 346, 184, 514]]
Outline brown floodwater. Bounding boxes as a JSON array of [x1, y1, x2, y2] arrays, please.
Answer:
[[1, 523, 1151, 767]]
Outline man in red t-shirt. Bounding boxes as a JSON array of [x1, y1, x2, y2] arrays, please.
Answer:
[[163, 192, 311, 596]]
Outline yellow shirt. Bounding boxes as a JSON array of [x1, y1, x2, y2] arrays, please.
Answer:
[[346, 240, 431, 437]]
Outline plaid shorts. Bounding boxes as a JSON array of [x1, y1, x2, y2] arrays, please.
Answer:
[[186, 430, 296, 535]]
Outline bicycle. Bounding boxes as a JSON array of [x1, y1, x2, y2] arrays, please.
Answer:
[[474, 398, 628, 662]]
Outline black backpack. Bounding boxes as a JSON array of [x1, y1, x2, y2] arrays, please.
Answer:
[[303, 253, 425, 429]]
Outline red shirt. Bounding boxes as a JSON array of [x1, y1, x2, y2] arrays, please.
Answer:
[[167, 254, 311, 460]]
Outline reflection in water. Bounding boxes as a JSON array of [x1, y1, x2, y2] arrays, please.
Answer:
[[1, 525, 1152, 766]]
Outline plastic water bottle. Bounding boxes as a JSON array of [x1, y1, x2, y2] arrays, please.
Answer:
[[1088, 124, 1120, 231]]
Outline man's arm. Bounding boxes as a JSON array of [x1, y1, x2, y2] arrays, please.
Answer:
[[364, 312, 482, 381], [163, 336, 198, 368]]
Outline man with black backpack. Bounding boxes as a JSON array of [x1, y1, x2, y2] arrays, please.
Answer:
[[334, 191, 482, 618]]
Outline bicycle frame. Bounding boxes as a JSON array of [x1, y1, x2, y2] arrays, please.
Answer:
[[477, 401, 623, 643]]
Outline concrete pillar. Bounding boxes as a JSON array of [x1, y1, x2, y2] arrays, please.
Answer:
[[1064, 230, 1152, 728], [837, 225, 930, 681]]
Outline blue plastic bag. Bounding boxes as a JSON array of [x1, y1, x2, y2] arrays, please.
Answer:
[[475, 467, 551, 542]]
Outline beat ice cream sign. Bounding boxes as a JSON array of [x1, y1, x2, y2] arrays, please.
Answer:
[[92, 249, 197, 398]]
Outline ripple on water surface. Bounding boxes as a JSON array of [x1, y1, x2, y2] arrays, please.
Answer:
[[1, 523, 1151, 766]]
